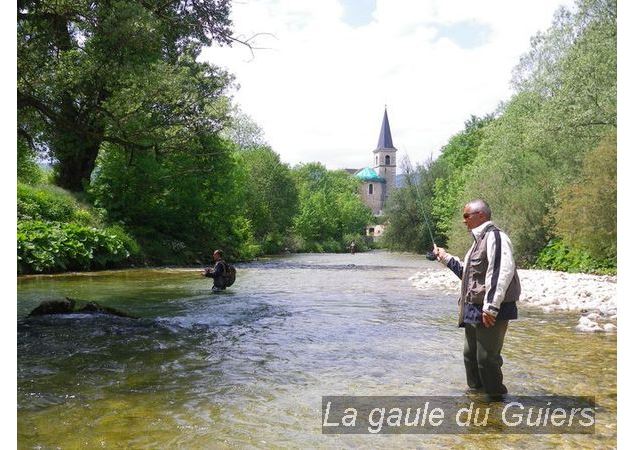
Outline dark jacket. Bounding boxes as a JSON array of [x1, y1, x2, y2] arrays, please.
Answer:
[[205, 260, 227, 289]]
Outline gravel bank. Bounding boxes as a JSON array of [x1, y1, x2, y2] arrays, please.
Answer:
[[409, 268, 616, 332]]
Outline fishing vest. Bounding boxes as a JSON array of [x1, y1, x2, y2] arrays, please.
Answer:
[[458, 223, 521, 324]]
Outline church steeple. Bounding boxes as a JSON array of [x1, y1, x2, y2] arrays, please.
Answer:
[[376, 107, 395, 150], [372, 107, 397, 210]]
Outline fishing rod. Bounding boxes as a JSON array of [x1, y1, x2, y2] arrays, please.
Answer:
[[402, 153, 438, 261]]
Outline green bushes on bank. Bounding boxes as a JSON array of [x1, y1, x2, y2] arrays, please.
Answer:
[[17, 221, 138, 274], [534, 240, 615, 275], [18, 183, 95, 224], [17, 183, 140, 274]]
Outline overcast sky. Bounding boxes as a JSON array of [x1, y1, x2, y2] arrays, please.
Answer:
[[3, 2, 627, 187], [207, 1, 573, 171]]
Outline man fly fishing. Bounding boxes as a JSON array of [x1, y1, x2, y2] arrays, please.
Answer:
[[432, 199, 521, 401], [203, 249, 234, 292]]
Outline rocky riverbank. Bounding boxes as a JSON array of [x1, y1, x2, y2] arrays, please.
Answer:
[[409, 268, 617, 332]]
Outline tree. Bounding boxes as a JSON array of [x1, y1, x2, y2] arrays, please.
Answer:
[[382, 155, 440, 253], [89, 134, 248, 263], [223, 109, 267, 150], [512, 0, 616, 140], [551, 131, 616, 262], [437, 0, 616, 265], [239, 146, 298, 253], [18, 0, 234, 191], [430, 114, 493, 240], [291, 163, 372, 251]]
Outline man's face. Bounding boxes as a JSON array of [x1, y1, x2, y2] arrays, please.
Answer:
[[213, 252, 220, 261], [462, 206, 486, 230]]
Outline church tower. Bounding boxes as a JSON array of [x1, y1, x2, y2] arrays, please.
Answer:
[[355, 108, 398, 217], [373, 108, 397, 199]]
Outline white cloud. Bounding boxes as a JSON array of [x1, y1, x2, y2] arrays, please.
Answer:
[[202, 0, 576, 170]]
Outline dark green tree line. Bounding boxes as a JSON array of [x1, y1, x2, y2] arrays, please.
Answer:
[[291, 163, 373, 252], [238, 146, 298, 254]]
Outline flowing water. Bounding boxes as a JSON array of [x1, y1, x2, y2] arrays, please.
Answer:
[[17, 251, 616, 448]]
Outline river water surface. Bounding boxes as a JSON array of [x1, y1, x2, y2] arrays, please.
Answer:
[[17, 251, 616, 448]]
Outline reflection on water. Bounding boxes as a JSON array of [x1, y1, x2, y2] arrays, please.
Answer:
[[17, 251, 616, 448]]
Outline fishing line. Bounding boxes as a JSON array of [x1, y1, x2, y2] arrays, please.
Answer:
[[402, 151, 438, 261]]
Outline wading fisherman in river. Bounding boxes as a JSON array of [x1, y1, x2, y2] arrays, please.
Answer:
[[433, 199, 521, 401], [203, 249, 229, 292]]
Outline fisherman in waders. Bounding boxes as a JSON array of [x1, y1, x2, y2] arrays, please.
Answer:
[[433, 199, 521, 401], [203, 249, 228, 292], [349, 241, 357, 255]]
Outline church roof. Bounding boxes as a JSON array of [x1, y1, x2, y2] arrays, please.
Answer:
[[376, 108, 395, 150], [355, 167, 385, 182]]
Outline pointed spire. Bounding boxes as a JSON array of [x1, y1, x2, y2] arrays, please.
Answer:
[[376, 107, 395, 150]]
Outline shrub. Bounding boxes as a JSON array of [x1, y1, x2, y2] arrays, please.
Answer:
[[534, 239, 615, 275], [551, 131, 616, 262], [17, 183, 96, 225], [17, 139, 45, 184], [17, 220, 138, 274], [261, 231, 286, 255]]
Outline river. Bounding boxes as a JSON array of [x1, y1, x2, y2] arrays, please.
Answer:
[[17, 251, 616, 448]]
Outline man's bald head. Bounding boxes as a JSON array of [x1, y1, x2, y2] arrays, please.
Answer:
[[465, 199, 491, 220]]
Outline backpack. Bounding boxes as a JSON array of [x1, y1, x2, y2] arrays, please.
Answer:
[[223, 263, 236, 287]]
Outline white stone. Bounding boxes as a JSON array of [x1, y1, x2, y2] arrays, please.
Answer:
[[410, 267, 617, 332]]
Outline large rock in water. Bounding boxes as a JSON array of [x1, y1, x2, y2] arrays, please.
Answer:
[[28, 298, 137, 319]]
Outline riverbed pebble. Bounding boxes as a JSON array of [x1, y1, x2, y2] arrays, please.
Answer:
[[409, 268, 617, 332]]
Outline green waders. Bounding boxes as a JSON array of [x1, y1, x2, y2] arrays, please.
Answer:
[[463, 319, 509, 396]]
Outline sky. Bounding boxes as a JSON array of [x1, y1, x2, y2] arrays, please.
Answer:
[[202, 0, 577, 171]]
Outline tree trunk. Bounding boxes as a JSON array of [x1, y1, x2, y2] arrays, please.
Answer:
[[54, 138, 102, 192]]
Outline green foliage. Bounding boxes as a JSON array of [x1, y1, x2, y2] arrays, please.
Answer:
[[447, 94, 559, 262], [239, 146, 298, 253], [17, 181, 141, 274], [551, 131, 616, 262], [17, 138, 44, 184], [291, 164, 373, 252], [89, 135, 252, 263], [18, 0, 233, 191], [513, 0, 616, 133], [17, 221, 135, 274], [223, 109, 267, 150], [18, 183, 96, 225], [293, 190, 338, 244], [382, 155, 443, 253], [431, 115, 493, 240], [534, 239, 615, 274], [382, 174, 433, 253], [226, 216, 261, 260], [430, 0, 616, 270]]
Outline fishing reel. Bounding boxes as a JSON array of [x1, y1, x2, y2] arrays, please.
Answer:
[[425, 251, 437, 261]]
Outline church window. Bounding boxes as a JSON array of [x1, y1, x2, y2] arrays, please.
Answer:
[[385, 155, 391, 165], [369, 184, 373, 195], [375, 156, 378, 165]]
